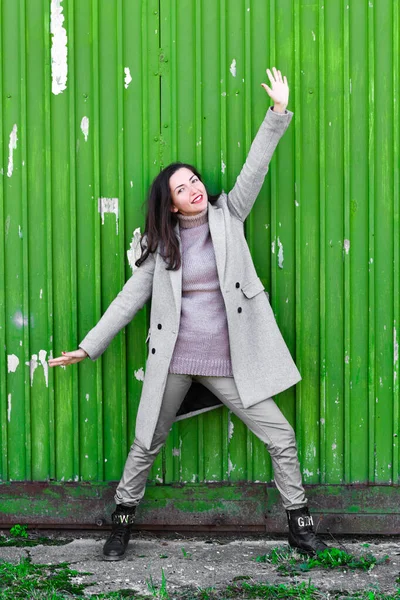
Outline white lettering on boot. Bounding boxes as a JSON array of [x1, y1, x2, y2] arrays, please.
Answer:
[[297, 515, 314, 527]]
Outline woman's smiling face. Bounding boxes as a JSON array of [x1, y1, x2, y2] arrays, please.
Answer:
[[169, 167, 208, 216]]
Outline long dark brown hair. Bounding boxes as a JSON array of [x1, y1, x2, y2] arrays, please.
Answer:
[[136, 162, 219, 271]]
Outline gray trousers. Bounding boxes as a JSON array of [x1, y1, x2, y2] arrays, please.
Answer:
[[115, 374, 307, 510]]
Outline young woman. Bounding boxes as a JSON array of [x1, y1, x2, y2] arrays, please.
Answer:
[[50, 67, 327, 560]]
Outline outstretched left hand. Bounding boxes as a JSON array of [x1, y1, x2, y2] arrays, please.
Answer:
[[261, 67, 289, 113]]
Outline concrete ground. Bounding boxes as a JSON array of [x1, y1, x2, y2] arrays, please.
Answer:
[[1, 532, 400, 598]]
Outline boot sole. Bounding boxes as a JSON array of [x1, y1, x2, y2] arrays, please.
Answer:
[[103, 553, 126, 561]]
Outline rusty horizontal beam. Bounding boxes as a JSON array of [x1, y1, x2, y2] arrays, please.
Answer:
[[0, 483, 399, 534]]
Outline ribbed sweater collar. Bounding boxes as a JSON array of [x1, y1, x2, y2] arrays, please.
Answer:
[[177, 205, 208, 229]]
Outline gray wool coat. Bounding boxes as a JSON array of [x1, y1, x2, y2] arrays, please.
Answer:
[[80, 107, 301, 451]]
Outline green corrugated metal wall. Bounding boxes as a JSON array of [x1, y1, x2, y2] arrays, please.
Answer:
[[0, 0, 399, 527]]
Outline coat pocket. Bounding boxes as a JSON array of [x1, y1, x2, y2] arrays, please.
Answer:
[[241, 278, 265, 299]]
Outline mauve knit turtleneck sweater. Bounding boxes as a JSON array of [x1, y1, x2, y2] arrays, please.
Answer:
[[169, 205, 233, 377]]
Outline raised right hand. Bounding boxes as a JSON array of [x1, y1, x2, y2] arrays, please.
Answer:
[[49, 348, 88, 367]]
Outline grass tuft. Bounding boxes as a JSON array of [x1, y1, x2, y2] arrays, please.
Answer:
[[0, 556, 90, 598], [254, 545, 390, 577]]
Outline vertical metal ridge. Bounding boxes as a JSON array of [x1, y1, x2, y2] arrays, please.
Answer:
[[342, 0, 351, 483], [318, 0, 326, 485], [367, 0, 376, 483], [91, 0, 104, 480], [0, 0, 8, 481], [141, 1, 149, 176], [170, 0, 177, 161], [116, 0, 127, 466], [43, 0, 55, 481], [19, 0, 31, 480], [219, 0, 227, 192], [293, 0, 302, 457], [392, 0, 399, 482], [66, 0, 79, 480], [194, 0, 202, 170]]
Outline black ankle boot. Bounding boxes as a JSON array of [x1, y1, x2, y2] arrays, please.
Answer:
[[103, 504, 136, 561], [286, 506, 328, 555]]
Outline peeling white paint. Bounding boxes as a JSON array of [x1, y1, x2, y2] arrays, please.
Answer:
[[5, 215, 11, 239], [345, 354, 350, 364], [13, 311, 28, 329], [98, 197, 119, 234], [86, 393, 90, 401], [320, 418, 325, 425], [25, 350, 48, 387], [7, 354, 19, 373], [134, 367, 145, 382], [7, 394, 12, 422], [18, 225, 23, 239], [295, 200, 300, 207], [130, 180, 133, 188], [25, 354, 39, 386], [343, 239, 350, 254], [39, 349, 49, 387], [394, 326, 398, 364], [172, 448, 180, 456], [40, 289, 43, 299], [7, 124, 18, 178], [221, 158, 226, 174], [50, 0, 68, 95], [303, 469, 314, 477], [332, 443, 337, 450], [228, 412, 234, 441], [127, 227, 142, 274], [228, 457, 235, 475], [80, 116, 89, 141], [124, 67, 132, 89], [230, 59, 237, 77], [271, 240, 276, 254], [311, 30, 316, 41], [277, 237, 284, 269], [379, 376, 383, 387]]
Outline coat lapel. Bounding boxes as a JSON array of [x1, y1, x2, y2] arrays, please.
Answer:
[[208, 203, 227, 284], [168, 222, 182, 319]]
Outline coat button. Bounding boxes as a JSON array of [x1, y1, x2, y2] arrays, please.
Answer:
[[237, 307, 242, 313], [157, 324, 162, 329], [235, 282, 240, 288], [151, 348, 156, 354]]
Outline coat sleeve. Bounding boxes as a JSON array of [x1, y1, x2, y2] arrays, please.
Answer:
[[79, 252, 156, 360], [227, 107, 293, 222]]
